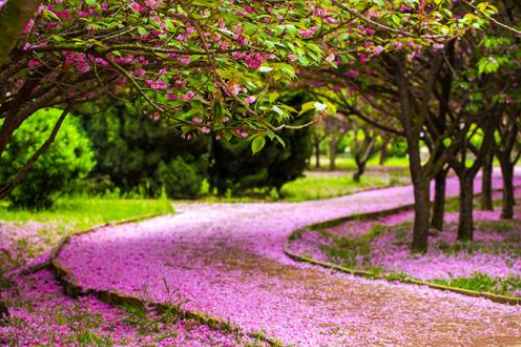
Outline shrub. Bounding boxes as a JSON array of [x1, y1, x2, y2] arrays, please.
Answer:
[[0, 108, 96, 209], [209, 93, 313, 195], [156, 157, 203, 199], [80, 102, 208, 198]]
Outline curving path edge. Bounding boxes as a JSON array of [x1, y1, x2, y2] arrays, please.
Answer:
[[55, 174, 521, 347]]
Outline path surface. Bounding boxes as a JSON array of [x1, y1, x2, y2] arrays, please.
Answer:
[[58, 174, 521, 347]]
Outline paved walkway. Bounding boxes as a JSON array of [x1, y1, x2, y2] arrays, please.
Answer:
[[57, 174, 521, 347]]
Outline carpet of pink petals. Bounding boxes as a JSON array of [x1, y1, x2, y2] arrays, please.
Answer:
[[0, 270, 265, 347], [55, 174, 521, 347], [0, 221, 60, 274], [0, 218, 266, 346], [371, 209, 521, 282], [291, 191, 521, 291]]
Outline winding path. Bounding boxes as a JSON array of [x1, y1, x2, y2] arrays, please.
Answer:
[[57, 174, 521, 347]]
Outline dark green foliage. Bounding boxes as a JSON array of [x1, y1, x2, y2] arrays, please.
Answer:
[[387, 138, 408, 158], [209, 94, 313, 196], [156, 157, 204, 199], [210, 127, 312, 195], [0, 108, 96, 209], [81, 94, 312, 199], [80, 102, 208, 198]]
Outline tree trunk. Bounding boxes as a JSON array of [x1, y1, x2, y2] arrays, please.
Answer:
[[431, 169, 447, 230], [329, 140, 336, 171], [412, 175, 431, 253], [314, 141, 320, 168], [379, 143, 388, 166], [457, 174, 475, 241], [353, 161, 365, 182], [480, 151, 494, 211], [500, 160, 514, 219]]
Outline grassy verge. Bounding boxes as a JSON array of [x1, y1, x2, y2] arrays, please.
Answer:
[[294, 199, 521, 298], [198, 170, 410, 203], [432, 274, 521, 297], [0, 197, 174, 274], [280, 174, 408, 202], [309, 156, 409, 170], [0, 196, 173, 231]]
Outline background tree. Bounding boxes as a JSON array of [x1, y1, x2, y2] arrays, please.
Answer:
[[347, 119, 386, 182], [496, 112, 521, 219], [323, 114, 349, 171], [1, 0, 490, 202], [310, 124, 329, 169], [79, 101, 208, 198]]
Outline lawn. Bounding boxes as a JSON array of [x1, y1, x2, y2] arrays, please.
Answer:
[[280, 172, 409, 201], [309, 155, 410, 170], [288, 198, 521, 298], [0, 197, 174, 273], [0, 197, 173, 231], [198, 168, 410, 203]]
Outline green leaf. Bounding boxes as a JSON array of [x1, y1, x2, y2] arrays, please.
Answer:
[[251, 137, 266, 155], [137, 26, 147, 36]]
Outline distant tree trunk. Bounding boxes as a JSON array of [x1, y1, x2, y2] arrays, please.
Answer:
[[500, 159, 514, 219], [314, 141, 320, 168], [480, 151, 494, 211], [353, 160, 365, 182], [457, 173, 475, 241], [329, 139, 336, 171], [431, 168, 448, 230], [379, 142, 388, 166]]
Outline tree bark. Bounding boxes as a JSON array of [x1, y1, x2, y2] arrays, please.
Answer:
[[500, 159, 514, 219], [0, 0, 41, 67], [431, 168, 448, 230], [353, 161, 365, 182], [412, 174, 431, 253], [314, 141, 320, 168], [379, 143, 388, 166], [329, 139, 336, 171], [457, 174, 475, 241], [480, 151, 494, 211]]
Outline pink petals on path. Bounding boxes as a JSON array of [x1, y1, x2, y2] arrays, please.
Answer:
[[57, 174, 521, 346]]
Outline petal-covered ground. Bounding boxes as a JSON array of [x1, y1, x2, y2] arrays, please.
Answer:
[[57, 174, 521, 347], [289, 187, 521, 297], [0, 270, 268, 347]]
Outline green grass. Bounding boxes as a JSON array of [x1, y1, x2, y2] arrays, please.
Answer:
[[432, 273, 521, 296], [196, 169, 409, 203], [0, 197, 174, 231], [309, 155, 410, 170], [280, 173, 408, 202]]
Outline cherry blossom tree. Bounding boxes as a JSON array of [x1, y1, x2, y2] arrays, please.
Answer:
[[0, 0, 508, 232], [296, 1, 517, 251]]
